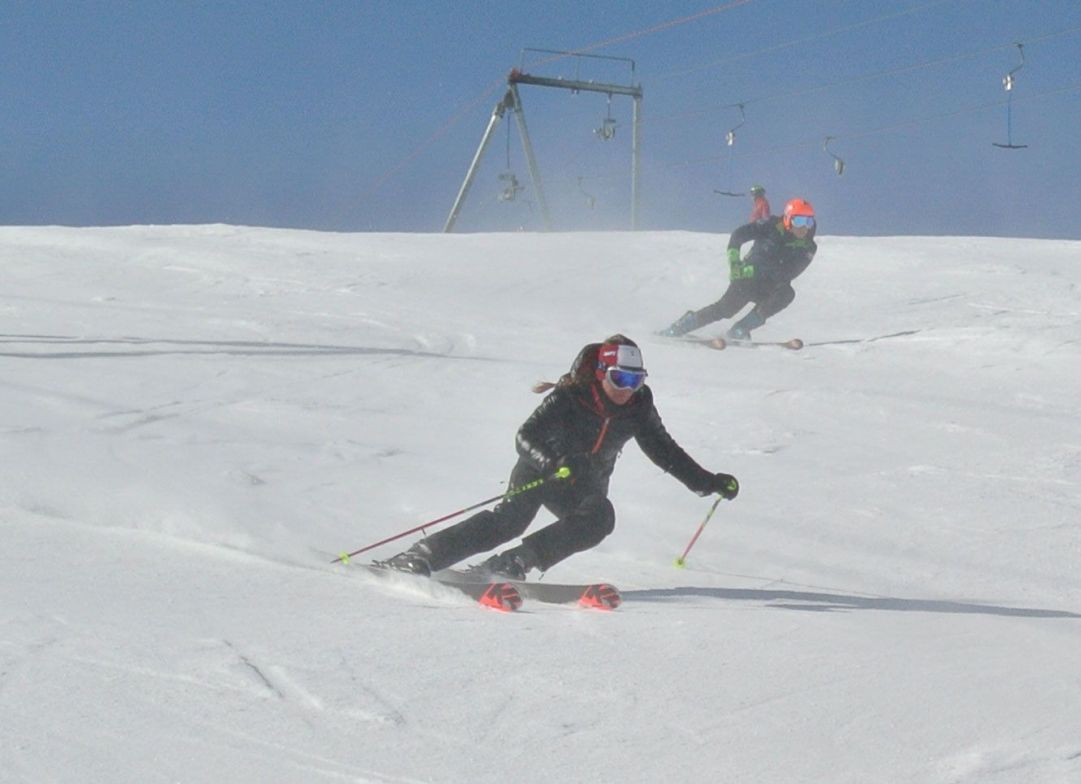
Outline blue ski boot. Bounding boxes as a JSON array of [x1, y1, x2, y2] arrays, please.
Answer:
[[658, 310, 699, 337], [725, 310, 765, 341]]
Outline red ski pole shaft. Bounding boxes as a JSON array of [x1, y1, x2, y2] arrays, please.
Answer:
[[332, 495, 502, 563], [675, 497, 722, 568], [332, 466, 571, 564]]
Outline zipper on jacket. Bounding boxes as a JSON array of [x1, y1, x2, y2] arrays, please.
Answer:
[[587, 384, 612, 454]]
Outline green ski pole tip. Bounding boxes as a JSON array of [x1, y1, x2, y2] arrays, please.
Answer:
[[674, 558, 686, 568], [554, 466, 572, 479], [339, 553, 350, 564]]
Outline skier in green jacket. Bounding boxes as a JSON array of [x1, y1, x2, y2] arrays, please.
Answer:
[[661, 197, 817, 341]]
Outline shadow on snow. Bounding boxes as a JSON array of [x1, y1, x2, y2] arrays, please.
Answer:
[[624, 586, 1081, 618], [0, 333, 494, 361]]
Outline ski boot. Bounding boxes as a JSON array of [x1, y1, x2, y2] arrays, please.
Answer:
[[725, 310, 765, 341], [657, 310, 699, 337], [469, 544, 537, 581], [376, 543, 433, 577]]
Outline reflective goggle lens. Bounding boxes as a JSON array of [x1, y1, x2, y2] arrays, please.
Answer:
[[790, 215, 815, 228], [607, 367, 647, 390]]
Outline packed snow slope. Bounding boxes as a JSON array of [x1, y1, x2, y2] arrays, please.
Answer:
[[2, 225, 1080, 784]]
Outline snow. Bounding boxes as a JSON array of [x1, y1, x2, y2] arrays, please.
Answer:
[[2, 225, 1080, 783]]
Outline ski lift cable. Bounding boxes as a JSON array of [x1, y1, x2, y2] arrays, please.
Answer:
[[371, 5, 1080, 211], [655, 0, 958, 81], [364, 2, 753, 203], [831, 82, 1081, 146], [647, 24, 1081, 127], [362, 79, 505, 200], [524, 0, 754, 66], [656, 81, 1081, 171]]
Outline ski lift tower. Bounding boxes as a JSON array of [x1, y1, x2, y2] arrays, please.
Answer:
[[443, 51, 643, 232]]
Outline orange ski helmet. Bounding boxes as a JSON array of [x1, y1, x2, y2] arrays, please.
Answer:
[[782, 198, 815, 230]]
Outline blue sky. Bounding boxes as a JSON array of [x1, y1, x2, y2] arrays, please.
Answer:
[[3, 1, 1080, 238]]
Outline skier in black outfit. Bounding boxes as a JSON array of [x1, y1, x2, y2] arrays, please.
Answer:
[[660, 197, 818, 341], [382, 335, 739, 580]]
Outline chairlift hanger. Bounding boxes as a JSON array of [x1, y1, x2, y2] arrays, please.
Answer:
[[497, 122, 524, 201], [824, 136, 846, 175], [595, 94, 617, 141], [993, 43, 1028, 149], [713, 104, 748, 196], [1001, 42, 1024, 92], [725, 103, 746, 147], [498, 172, 523, 201]]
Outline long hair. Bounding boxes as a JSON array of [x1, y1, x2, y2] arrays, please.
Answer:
[[532, 334, 638, 394]]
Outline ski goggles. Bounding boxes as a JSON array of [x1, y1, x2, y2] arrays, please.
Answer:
[[790, 215, 815, 229], [605, 366, 647, 390]]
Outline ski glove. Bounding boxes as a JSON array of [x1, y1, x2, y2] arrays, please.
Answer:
[[555, 453, 593, 484], [699, 472, 739, 499], [727, 247, 754, 281]]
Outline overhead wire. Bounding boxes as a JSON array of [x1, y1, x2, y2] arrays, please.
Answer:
[[366, 1, 1081, 219], [360, 78, 506, 201], [362, 1, 756, 202], [654, 0, 962, 81], [647, 22, 1081, 126], [522, 0, 753, 68], [656, 80, 1081, 171]]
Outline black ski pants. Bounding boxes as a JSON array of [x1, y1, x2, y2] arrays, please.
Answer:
[[419, 459, 616, 572], [694, 278, 795, 328]]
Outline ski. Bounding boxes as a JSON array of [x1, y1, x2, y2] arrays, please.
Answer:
[[665, 335, 803, 351], [725, 337, 803, 350], [360, 564, 523, 612], [514, 581, 622, 610], [441, 569, 621, 611], [677, 335, 729, 351]]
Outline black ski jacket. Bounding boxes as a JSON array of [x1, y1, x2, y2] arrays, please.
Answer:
[[729, 216, 817, 286], [514, 380, 714, 496]]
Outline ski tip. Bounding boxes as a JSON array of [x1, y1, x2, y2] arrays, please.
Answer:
[[477, 582, 524, 612], [579, 583, 622, 611]]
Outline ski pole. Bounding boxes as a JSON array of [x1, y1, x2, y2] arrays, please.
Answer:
[[333, 466, 571, 564], [674, 496, 722, 568]]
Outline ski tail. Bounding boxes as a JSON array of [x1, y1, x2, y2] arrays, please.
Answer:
[[576, 583, 622, 610], [513, 581, 621, 610], [471, 581, 524, 612], [360, 564, 522, 612], [439, 567, 621, 610], [486, 576, 622, 610]]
